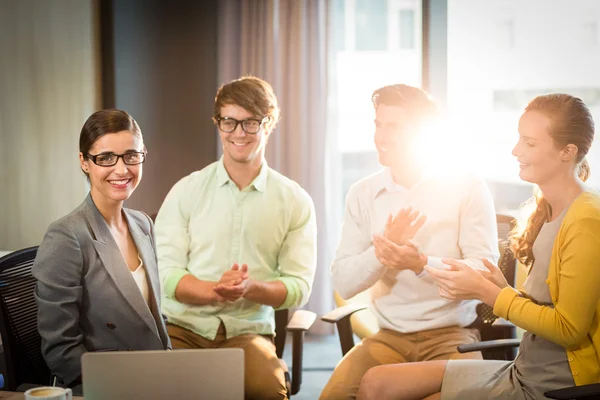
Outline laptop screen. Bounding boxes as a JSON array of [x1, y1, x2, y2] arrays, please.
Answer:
[[82, 348, 244, 400]]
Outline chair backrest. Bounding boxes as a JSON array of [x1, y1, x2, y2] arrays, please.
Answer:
[[473, 214, 517, 328], [0, 246, 52, 390]]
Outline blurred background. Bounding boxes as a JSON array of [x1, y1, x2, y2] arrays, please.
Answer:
[[2, 1, 600, 397], [1, 0, 599, 338]]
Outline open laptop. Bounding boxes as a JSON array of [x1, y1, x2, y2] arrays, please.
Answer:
[[82, 348, 244, 400]]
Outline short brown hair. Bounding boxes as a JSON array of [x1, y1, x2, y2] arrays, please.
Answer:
[[371, 84, 438, 124], [212, 76, 280, 131]]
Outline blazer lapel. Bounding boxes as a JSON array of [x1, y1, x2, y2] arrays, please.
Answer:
[[83, 195, 161, 340], [123, 209, 169, 346]]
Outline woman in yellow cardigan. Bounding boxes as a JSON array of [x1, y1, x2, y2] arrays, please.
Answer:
[[356, 93, 600, 400]]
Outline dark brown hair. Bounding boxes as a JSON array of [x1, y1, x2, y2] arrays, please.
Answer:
[[79, 109, 142, 178], [510, 94, 594, 267], [80, 109, 142, 156], [212, 76, 280, 131]]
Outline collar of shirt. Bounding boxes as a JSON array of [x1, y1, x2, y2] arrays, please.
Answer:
[[373, 168, 433, 200], [373, 168, 409, 199], [215, 156, 269, 192]]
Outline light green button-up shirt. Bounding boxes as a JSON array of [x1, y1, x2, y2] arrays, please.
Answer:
[[155, 158, 317, 340]]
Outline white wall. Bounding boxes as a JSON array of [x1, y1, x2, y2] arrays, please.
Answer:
[[0, 0, 100, 250]]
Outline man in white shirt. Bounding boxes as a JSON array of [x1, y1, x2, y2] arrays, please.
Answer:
[[320, 84, 499, 400]]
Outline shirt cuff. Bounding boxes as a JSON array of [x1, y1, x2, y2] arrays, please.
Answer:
[[492, 286, 520, 319], [418, 257, 445, 278], [274, 277, 303, 310], [427, 256, 446, 269], [415, 269, 427, 278], [414, 256, 430, 278], [163, 268, 191, 299]]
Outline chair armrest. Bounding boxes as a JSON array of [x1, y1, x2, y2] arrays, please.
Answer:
[[321, 303, 368, 323], [321, 303, 369, 357], [491, 318, 515, 328], [286, 310, 316, 396], [545, 383, 600, 400], [286, 310, 316, 332], [457, 338, 521, 354]]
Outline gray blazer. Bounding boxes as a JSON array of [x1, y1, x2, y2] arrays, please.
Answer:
[[33, 194, 171, 385]]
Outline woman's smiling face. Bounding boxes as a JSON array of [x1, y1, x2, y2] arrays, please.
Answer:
[[513, 110, 567, 185], [80, 130, 144, 204]]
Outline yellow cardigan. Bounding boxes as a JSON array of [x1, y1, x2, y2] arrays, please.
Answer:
[[494, 191, 600, 386]]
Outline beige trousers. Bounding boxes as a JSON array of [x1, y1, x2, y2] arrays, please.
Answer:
[[167, 322, 288, 400], [320, 325, 482, 400]]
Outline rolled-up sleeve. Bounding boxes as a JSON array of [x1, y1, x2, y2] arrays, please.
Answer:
[[274, 189, 317, 310], [155, 176, 194, 299]]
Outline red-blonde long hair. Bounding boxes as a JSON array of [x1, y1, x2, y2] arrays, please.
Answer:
[[510, 94, 594, 267]]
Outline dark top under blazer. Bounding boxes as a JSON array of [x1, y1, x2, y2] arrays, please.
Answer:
[[33, 194, 171, 385]]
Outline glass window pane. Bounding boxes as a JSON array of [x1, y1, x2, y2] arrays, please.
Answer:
[[328, 0, 422, 205], [399, 10, 415, 49], [355, 0, 388, 51], [447, 0, 600, 210]]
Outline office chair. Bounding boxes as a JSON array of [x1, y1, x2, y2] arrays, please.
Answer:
[[274, 309, 316, 396], [0, 247, 53, 391]]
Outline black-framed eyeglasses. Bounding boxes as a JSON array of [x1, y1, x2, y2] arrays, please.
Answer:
[[216, 116, 269, 134], [87, 151, 146, 167]]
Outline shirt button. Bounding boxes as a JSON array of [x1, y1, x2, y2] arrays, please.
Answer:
[[545, 279, 550, 284], [106, 322, 117, 330], [568, 357, 574, 362], [552, 297, 557, 302], [573, 371, 579, 376]]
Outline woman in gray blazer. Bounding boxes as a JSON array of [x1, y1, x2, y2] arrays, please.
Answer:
[[33, 109, 171, 390]]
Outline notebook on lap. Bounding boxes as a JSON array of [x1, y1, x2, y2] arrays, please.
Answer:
[[81, 348, 244, 400]]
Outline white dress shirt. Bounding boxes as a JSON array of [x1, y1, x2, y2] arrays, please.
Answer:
[[331, 168, 500, 333]]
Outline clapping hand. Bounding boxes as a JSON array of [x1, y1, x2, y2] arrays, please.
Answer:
[[372, 234, 427, 273], [213, 264, 249, 302], [383, 207, 427, 245], [424, 259, 502, 307], [373, 207, 427, 273], [478, 258, 509, 289]]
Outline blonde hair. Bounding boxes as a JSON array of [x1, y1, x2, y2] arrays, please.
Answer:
[[510, 94, 594, 267]]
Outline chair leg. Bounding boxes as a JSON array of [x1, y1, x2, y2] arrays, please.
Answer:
[[291, 331, 305, 396], [336, 318, 356, 357]]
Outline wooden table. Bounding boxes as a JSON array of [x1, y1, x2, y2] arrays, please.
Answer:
[[0, 391, 83, 399]]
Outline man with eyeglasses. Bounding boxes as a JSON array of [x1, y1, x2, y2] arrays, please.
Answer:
[[154, 76, 317, 400]]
